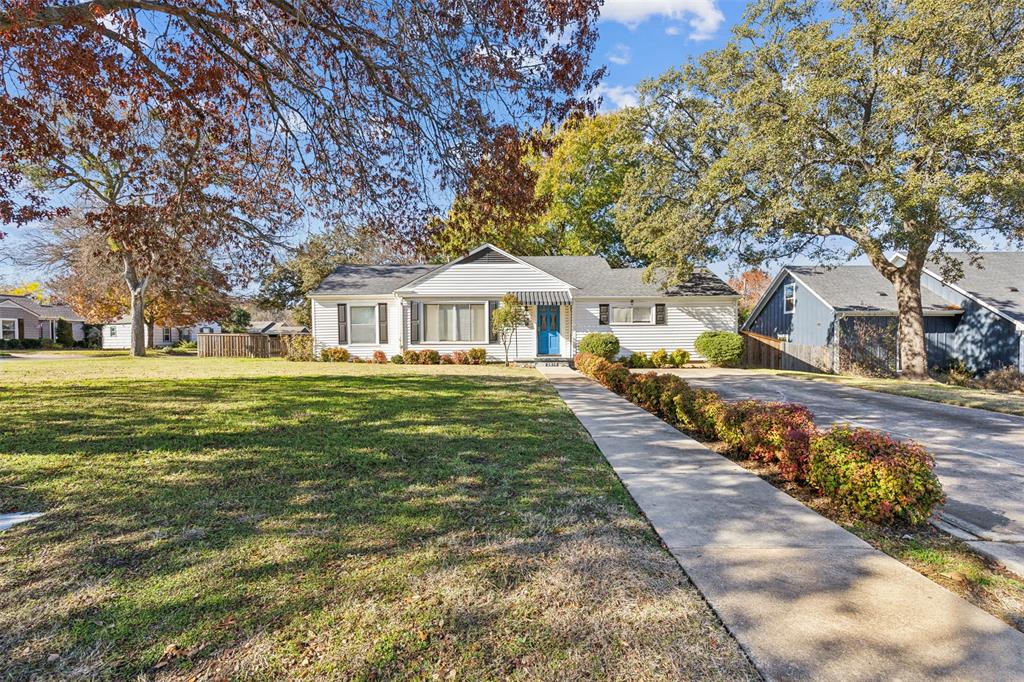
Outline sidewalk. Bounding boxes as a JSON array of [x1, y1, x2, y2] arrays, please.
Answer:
[[540, 366, 1024, 681]]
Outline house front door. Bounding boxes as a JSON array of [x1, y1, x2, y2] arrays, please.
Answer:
[[536, 305, 560, 356]]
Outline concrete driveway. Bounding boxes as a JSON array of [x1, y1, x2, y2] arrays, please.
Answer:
[[656, 369, 1024, 545]]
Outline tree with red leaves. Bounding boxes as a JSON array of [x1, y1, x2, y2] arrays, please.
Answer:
[[728, 269, 772, 322], [1, 0, 601, 354]]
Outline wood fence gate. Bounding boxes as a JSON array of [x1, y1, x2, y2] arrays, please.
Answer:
[[198, 333, 272, 358]]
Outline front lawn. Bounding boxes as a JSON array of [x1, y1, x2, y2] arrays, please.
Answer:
[[0, 358, 754, 679], [755, 369, 1024, 417]]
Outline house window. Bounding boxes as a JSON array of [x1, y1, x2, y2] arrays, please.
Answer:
[[109, 326, 117, 337], [0, 319, 17, 340], [424, 303, 486, 342], [784, 284, 796, 314], [610, 305, 653, 324], [162, 328, 172, 342], [200, 326, 212, 334], [349, 305, 377, 344]]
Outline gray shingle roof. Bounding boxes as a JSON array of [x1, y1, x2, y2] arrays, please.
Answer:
[[788, 266, 957, 312], [0, 294, 85, 321], [927, 252, 1024, 325], [311, 255, 737, 298], [311, 264, 439, 295]]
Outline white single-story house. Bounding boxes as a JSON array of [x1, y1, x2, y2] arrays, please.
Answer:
[[0, 294, 86, 342], [308, 244, 739, 363], [102, 318, 221, 349]]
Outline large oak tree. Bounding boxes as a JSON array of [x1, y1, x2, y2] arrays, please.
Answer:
[[618, 0, 1024, 379]]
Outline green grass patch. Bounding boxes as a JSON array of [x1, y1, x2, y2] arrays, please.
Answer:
[[0, 358, 754, 679]]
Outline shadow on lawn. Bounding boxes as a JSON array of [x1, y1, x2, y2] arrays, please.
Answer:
[[0, 373, 638, 678]]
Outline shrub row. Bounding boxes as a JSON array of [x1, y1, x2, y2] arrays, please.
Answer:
[[625, 348, 690, 368], [573, 353, 944, 525], [308, 346, 489, 365]]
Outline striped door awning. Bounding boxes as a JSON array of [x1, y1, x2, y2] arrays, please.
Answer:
[[510, 290, 572, 305]]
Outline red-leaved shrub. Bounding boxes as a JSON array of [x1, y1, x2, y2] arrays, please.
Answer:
[[452, 350, 470, 365], [808, 425, 944, 525], [372, 350, 388, 364], [418, 349, 441, 365], [717, 401, 816, 481]]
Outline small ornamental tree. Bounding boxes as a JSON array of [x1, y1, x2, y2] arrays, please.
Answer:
[[492, 293, 529, 366], [56, 318, 74, 346], [222, 307, 252, 334]]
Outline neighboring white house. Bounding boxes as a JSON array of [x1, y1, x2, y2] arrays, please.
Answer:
[[308, 244, 739, 362], [102, 318, 221, 349]]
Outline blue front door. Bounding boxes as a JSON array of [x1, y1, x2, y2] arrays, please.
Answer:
[[537, 305, 560, 356]]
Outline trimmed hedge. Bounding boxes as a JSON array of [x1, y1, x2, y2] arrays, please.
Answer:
[[808, 426, 944, 525], [467, 347, 487, 364], [573, 352, 943, 526], [578, 332, 620, 361], [694, 331, 744, 367]]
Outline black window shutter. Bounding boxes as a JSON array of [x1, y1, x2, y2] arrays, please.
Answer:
[[488, 300, 499, 344], [410, 302, 420, 344], [655, 304, 667, 325], [598, 304, 609, 325], [17, 318, 25, 339], [337, 303, 347, 344], [378, 303, 388, 344]]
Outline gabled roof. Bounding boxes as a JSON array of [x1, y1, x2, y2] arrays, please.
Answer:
[[311, 264, 439, 296], [394, 244, 578, 293], [921, 252, 1024, 326], [786, 266, 957, 313], [310, 246, 737, 299], [0, 294, 85, 321]]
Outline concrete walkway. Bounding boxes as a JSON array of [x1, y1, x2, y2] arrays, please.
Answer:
[[540, 366, 1024, 681]]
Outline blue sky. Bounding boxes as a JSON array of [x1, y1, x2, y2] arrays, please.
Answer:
[[592, 0, 747, 112]]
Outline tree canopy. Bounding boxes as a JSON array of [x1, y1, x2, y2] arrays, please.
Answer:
[[0, 0, 603, 239], [617, 0, 1024, 378]]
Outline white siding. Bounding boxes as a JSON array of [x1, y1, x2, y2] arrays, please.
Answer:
[[572, 298, 738, 359], [102, 323, 204, 349], [311, 296, 404, 359], [404, 300, 551, 362], [401, 260, 573, 296]]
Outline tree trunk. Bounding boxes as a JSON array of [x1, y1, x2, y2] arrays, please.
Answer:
[[122, 257, 149, 358], [146, 318, 155, 349], [893, 265, 929, 381]]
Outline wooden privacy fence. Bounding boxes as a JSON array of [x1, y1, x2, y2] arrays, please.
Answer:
[[742, 331, 832, 373], [198, 333, 307, 358]]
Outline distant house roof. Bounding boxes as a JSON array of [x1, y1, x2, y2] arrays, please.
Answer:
[[310, 250, 736, 299], [0, 294, 85, 321], [922, 252, 1024, 326], [787, 266, 958, 313], [249, 321, 308, 335]]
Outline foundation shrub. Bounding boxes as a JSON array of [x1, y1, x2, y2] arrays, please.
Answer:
[[319, 347, 350, 362], [418, 349, 441, 365], [694, 331, 744, 367], [578, 332, 620, 361]]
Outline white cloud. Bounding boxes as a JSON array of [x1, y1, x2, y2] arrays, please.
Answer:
[[601, 0, 725, 40], [590, 83, 639, 111], [607, 43, 631, 65], [665, 25, 682, 36]]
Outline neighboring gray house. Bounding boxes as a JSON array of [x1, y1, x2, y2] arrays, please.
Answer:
[[308, 243, 739, 362], [743, 252, 1024, 374], [0, 294, 85, 343]]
